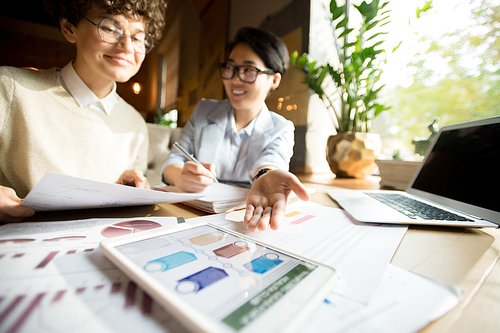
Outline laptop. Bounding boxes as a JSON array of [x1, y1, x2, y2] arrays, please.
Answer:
[[327, 116, 500, 228]]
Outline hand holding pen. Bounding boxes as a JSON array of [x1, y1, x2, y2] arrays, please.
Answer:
[[172, 142, 218, 192]]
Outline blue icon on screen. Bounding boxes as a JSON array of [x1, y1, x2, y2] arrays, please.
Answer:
[[144, 251, 197, 272], [244, 253, 283, 274]]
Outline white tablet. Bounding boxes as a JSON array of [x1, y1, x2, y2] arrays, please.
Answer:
[[100, 223, 338, 333]]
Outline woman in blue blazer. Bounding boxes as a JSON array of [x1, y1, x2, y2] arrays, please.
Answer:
[[163, 27, 309, 230]]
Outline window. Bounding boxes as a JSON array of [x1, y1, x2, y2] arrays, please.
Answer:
[[372, 0, 500, 159]]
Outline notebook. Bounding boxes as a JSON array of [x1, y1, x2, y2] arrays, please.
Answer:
[[327, 116, 500, 228]]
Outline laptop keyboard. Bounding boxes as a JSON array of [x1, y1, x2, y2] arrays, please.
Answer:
[[366, 193, 474, 222]]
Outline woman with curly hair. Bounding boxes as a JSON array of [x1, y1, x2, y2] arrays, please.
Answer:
[[0, 0, 167, 222]]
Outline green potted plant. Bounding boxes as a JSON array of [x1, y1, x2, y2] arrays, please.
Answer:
[[291, 0, 431, 178]]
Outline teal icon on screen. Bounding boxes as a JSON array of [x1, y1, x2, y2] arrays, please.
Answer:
[[176, 267, 228, 294], [144, 251, 197, 272], [244, 253, 283, 274]]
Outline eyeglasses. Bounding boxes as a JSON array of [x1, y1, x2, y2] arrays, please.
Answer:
[[218, 63, 275, 83], [82, 16, 154, 54]]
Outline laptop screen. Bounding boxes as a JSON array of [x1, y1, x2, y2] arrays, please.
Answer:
[[410, 121, 500, 213]]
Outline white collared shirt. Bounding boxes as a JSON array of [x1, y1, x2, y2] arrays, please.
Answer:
[[215, 109, 256, 180], [55, 62, 118, 115]]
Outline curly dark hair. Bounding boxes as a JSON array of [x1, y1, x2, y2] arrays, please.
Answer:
[[44, 0, 167, 41]]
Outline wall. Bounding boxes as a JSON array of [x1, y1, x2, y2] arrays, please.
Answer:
[[306, 0, 339, 172], [0, 17, 74, 70], [162, 0, 229, 126]]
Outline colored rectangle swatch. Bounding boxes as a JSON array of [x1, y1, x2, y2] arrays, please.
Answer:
[[36, 251, 59, 269], [290, 215, 314, 225], [52, 290, 66, 303], [285, 211, 301, 218], [125, 281, 137, 308], [111, 283, 122, 294]]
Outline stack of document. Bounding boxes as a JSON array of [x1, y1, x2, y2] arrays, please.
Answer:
[[155, 182, 250, 213]]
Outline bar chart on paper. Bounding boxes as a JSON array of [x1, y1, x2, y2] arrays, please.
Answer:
[[0, 273, 174, 333], [101, 220, 163, 238], [0, 217, 184, 333]]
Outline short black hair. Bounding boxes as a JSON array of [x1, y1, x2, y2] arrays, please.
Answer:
[[228, 27, 289, 78]]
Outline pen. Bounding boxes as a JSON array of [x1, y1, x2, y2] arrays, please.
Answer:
[[173, 142, 219, 183]]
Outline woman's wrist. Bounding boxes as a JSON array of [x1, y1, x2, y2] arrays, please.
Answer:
[[252, 167, 273, 182]]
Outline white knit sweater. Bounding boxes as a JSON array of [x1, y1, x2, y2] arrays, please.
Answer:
[[0, 66, 148, 198]]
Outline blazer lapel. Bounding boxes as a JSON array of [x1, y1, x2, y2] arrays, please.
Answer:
[[197, 101, 231, 162], [247, 103, 274, 166]]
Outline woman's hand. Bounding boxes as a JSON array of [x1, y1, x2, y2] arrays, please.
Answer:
[[174, 161, 217, 193], [116, 169, 151, 189], [244, 170, 310, 231], [0, 186, 35, 222]]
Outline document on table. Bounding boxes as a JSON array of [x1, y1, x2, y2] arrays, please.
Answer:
[[304, 264, 462, 333], [194, 201, 409, 304], [0, 217, 188, 333], [21, 172, 203, 212]]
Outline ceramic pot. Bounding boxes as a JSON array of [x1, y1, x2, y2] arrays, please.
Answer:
[[326, 132, 382, 178], [375, 159, 421, 189]]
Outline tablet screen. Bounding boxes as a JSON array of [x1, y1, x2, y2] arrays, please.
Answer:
[[115, 224, 319, 332]]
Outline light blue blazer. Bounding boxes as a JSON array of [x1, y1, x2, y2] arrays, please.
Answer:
[[162, 99, 294, 182]]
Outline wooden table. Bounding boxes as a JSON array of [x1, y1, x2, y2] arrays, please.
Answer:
[[22, 173, 500, 332]]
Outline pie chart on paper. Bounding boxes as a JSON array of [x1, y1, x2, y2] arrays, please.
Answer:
[[101, 220, 162, 238]]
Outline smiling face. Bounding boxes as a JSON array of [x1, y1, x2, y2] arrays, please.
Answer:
[[223, 42, 281, 120], [61, 7, 146, 98]]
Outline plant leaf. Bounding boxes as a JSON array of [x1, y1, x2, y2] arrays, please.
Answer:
[[367, 32, 388, 41], [297, 54, 308, 68], [332, 8, 344, 21], [366, 20, 380, 31], [417, 1, 433, 18], [392, 41, 402, 53], [335, 16, 349, 30], [339, 28, 354, 39], [290, 51, 298, 65]]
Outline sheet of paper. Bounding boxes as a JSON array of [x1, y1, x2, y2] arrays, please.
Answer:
[[196, 201, 408, 304], [0, 217, 188, 333], [22, 172, 203, 212], [303, 264, 462, 333]]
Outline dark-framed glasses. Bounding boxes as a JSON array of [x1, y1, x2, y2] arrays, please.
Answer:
[[218, 63, 275, 83], [83, 16, 154, 54]]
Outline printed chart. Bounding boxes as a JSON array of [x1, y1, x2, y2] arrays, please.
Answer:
[[0, 217, 183, 333], [0, 273, 179, 333], [101, 220, 163, 238]]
